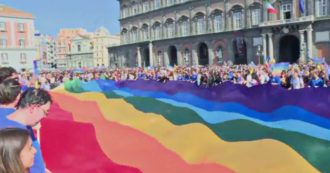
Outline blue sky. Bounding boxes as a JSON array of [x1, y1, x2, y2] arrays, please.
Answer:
[[0, 0, 120, 38]]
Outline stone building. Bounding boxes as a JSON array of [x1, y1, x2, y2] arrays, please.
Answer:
[[55, 28, 87, 69], [90, 27, 120, 67], [66, 35, 94, 69], [109, 0, 330, 67]]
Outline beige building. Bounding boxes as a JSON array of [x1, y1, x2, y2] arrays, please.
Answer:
[[90, 27, 120, 67], [55, 28, 87, 69], [67, 34, 94, 69], [109, 0, 330, 68]]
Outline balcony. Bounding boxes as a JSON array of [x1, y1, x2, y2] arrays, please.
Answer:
[[259, 15, 314, 27]]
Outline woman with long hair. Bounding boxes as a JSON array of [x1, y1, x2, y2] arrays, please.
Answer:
[[0, 128, 37, 173]]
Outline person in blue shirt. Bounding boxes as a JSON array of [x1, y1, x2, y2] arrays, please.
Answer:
[[310, 72, 324, 88], [269, 72, 281, 85], [0, 87, 52, 173]]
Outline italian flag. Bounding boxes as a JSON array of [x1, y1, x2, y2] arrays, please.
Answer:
[[266, 0, 278, 13]]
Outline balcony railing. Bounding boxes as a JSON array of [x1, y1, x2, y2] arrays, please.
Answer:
[[259, 15, 314, 27], [118, 15, 322, 46]]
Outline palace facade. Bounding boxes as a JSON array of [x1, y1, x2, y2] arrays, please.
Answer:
[[109, 0, 330, 67]]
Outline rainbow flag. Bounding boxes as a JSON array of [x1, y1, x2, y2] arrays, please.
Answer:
[[263, 56, 269, 68], [42, 79, 330, 173], [268, 57, 276, 67], [270, 62, 289, 75]]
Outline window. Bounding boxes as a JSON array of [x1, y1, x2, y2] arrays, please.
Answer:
[[280, 3, 292, 19], [131, 27, 138, 42], [165, 19, 174, 38], [167, 0, 174, 6], [122, 30, 128, 43], [141, 25, 149, 41], [143, 1, 149, 12], [20, 53, 27, 64], [178, 16, 189, 36], [155, 0, 161, 9], [157, 51, 162, 66], [194, 13, 206, 34], [184, 49, 190, 66], [0, 38, 7, 48], [251, 9, 261, 26], [122, 6, 128, 18], [216, 46, 223, 64], [0, 22, 6, 31], [77, 44, 81, 52], [132, 2, 139, 15], [233, 11, 243, 29], [17, 23, 25, 32], [132, 2, 138, 15], [316, 0, 328, 17], [1, 53, 8, 64], [19, 38, 25, 47], [213, 12, 222, 32], [153, 23, 161, 40]]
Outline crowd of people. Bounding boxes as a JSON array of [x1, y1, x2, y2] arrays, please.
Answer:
[[0, 67, 52, 173], [13, 60, 330, 90], [0, 60, 329, 172]]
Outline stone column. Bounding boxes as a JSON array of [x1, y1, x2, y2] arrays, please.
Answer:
[[192, 48, 198, 66], [261, 33, 267, 58], [164, 47, 169, 66], [149, 42, 154, 66], [208, 46, 215, 65], [299, 30, 306, 64], [205, 4, 209, 33], [137, 47, 142, 67], [177, 48, 182, 65], [267, 33, 274, 59], [307, 25, 313, 59]]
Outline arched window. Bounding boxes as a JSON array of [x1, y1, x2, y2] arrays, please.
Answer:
[[141, 24, 149, 41], [121, 28, 128, 44], [232, 6, 243, 30], [165, 19, 175, 38], [131, 27, 138, 43], [184, 48, 190, 66], [211, 10, 222, 32], [122, 5, 128, 18], [194, 13, 206, 34], [178, 16, 189, 36], [250, 3, 262, 26], [131, 2, 138, 15], [154, 0, 161, 9], [216, 46, 223, 64], [316, 0, 328, 17], [157, 51, 162, 66], [153, 22, 161, 40]]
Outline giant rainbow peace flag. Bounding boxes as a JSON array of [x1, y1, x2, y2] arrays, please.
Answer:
[[40, 79, 330, 173]]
